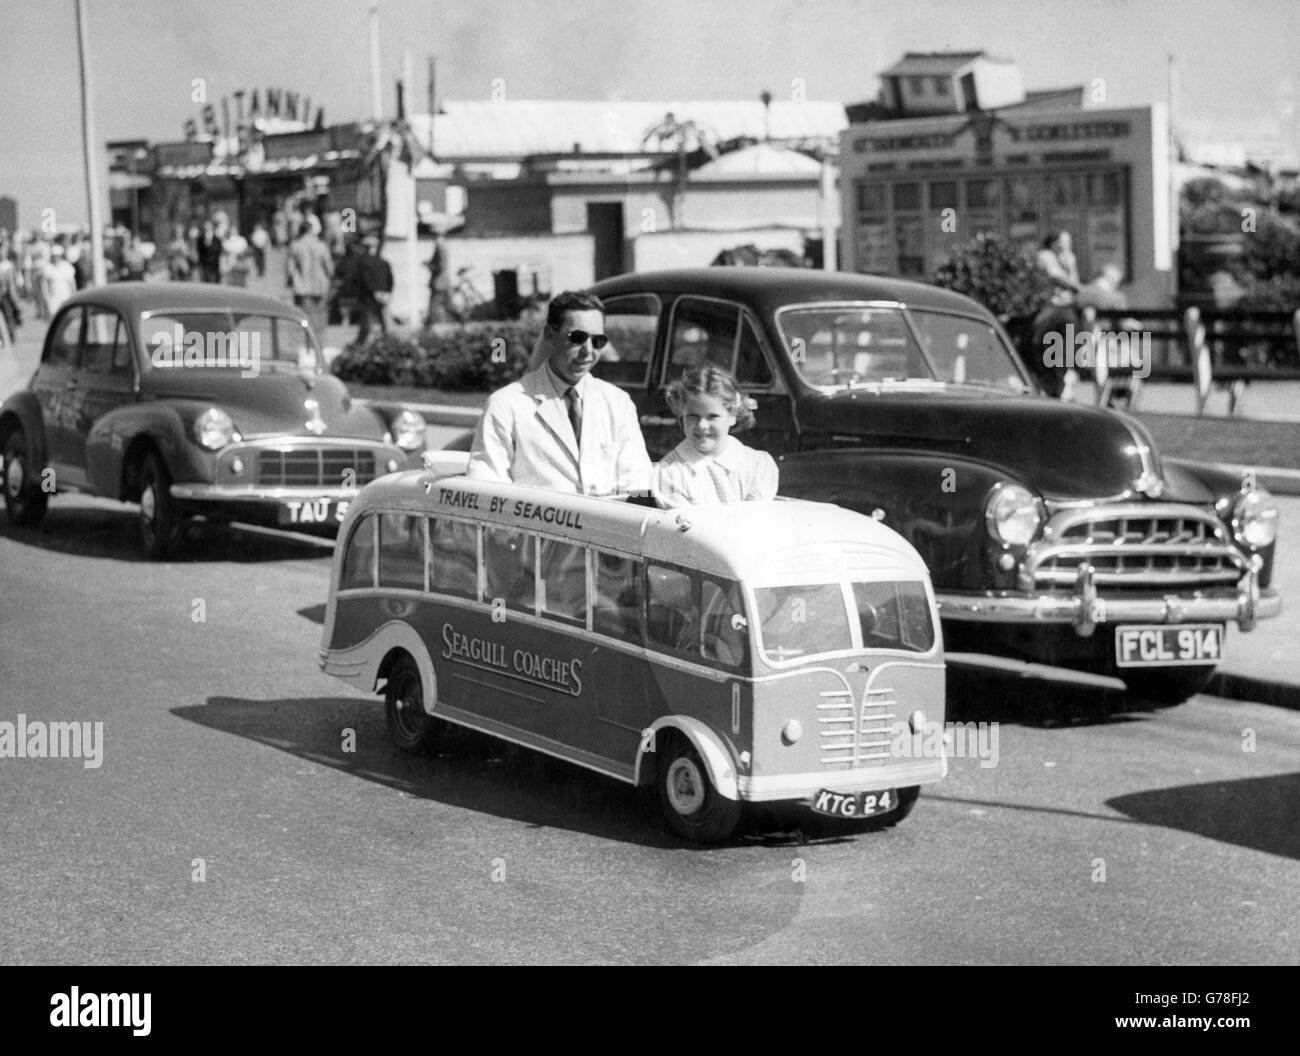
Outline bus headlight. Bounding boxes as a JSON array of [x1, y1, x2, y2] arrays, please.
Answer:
[[781, 720, 803, 745], [194, 408, 235, 450], [391, 410, 427, 452], [1232, 489, 1278, 548], [985, 483, 1044, 547]]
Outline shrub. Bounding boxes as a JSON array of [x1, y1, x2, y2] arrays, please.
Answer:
[[331, 321, 535, 390], [932, 233, 1053, 321]]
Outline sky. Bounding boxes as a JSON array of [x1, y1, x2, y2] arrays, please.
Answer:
[[1, 0, 1297, 228]]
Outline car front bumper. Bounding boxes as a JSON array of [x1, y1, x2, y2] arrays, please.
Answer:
[[936, 561, 1280, 635]]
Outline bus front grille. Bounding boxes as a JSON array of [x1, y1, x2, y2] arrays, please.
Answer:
[[817, 687, 897, 769]]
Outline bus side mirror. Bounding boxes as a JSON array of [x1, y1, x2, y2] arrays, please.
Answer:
[[731, 614, 747, 631]]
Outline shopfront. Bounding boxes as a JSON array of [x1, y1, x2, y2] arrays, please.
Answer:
[[841, 104, 1174, 306]]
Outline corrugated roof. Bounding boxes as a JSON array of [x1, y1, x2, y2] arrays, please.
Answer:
[[410, 100, 846, 160]]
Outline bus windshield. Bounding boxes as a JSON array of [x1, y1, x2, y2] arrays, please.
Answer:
[[754, 580, 935, 662]]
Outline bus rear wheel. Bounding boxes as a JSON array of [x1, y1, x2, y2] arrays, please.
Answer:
[[384, 655, 443, 753], [656, 735, 741, 843]]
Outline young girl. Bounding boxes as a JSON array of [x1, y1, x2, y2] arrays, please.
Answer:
[[652, 364, 779, 507]]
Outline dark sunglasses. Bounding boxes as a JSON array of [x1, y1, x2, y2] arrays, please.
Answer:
[[565, 329, 609, 350]]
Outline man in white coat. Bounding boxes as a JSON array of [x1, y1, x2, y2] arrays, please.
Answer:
[[469, 291, 652, 496]]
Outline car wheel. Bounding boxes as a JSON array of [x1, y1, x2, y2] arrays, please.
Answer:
[[384, 654, 443, 753], [656, 734, 741, 843], [1123, 667, 1217, 707], [2, 427, 49, 527], [138, 452, 182, 559]]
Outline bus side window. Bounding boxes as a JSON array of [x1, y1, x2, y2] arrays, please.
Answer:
[[700, 578, 747, 667], [484, 527, 536, 613], [378, 513, 425, 590], [593, 550, 642, 639], [646, 564, 697, 655], [340, 514, 377, 590], [429, 517, 477, 600], [539, 538, 586, 625]]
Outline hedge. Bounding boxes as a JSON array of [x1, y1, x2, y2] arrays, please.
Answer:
[[330, 322, 536, 390]]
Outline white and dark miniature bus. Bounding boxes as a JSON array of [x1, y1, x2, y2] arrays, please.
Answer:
[[320, 459, 946, 842]]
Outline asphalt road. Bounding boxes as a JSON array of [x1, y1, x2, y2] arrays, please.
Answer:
[[1, 495, 1297, 965]]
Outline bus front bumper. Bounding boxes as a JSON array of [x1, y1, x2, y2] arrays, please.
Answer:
[[737, 757, 946, 803]]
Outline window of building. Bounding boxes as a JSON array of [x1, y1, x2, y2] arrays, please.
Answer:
[[907, 77, 925, 96], [929, 181, 959, 211], [933, 77, 950, 97], [892, 182, 922, 211]]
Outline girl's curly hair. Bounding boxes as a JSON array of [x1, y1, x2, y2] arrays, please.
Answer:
[[664, 363, 754, 431]]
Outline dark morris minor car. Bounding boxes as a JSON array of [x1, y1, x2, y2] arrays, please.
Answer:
[[588, 268, 1281, 704], [0, 284, 428, 558]]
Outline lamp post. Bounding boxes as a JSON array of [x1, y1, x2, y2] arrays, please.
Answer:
[[75, 0, 107, 286]]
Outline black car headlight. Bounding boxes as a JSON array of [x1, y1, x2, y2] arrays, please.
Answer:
[[985, 482, 1045, 547]]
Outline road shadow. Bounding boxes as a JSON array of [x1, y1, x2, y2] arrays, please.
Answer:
[[1107, 773, 1300, 861], [0, 497, 335, 564], [947, 665, 1138, 728], [174, 694, 892, 850]]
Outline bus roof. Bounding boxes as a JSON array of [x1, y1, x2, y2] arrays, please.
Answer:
[[350, 470, 929, 582]]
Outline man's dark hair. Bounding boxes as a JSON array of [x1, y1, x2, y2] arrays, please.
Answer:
[[546, 290, 604, 331]]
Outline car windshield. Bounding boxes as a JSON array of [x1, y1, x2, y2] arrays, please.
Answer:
[[139, 312, 320, 372], [753, 579, 934, 663], [775, 305, 1030, 392]]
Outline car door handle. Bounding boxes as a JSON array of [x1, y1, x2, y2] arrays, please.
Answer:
[[639, 415, 675, 427]]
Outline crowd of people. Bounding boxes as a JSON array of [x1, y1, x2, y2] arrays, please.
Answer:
[[0, 224, 156, 346]]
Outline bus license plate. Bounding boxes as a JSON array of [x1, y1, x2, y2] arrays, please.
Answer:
[[1115, 623, 1223, 667], [280, 499, 350, 526], [810, 788, 898, 819]]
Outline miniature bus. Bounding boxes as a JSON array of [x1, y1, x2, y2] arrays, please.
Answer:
[[319, 458, 947, 842]]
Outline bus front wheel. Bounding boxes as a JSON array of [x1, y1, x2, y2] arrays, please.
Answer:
[[657, 735, 741, 843], [384, 655, 444, 753]]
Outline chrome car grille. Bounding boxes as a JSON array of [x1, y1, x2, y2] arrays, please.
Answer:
[[1024, 504, 1245, 590], [256, 448, 380, 488], [818, 686, 896, 769]]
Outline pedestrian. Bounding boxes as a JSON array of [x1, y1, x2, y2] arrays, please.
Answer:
[[249, 222, 270, 278], [0, 242, 21, 347], [467, 289, 652, 496], [652, 364, 779, 507], [166, 225, 193, 281], [42, 244, 77, 315], [196, 220, 222, 283], [1031, 230, 1083, 398], [425, 230, 450, 325], [285, 220, 334, 343], [354, 233, 393, 343]]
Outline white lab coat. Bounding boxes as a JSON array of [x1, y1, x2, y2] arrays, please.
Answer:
[[468, 366, 652, 495]]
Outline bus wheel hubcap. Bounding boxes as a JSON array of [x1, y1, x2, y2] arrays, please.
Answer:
[[667, 757, 705, 815]]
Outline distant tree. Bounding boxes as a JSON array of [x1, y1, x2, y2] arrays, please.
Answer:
[[931, 232, 1052, 320]]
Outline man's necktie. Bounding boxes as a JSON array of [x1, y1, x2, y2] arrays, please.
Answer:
[[564, 386, 582, 446]]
